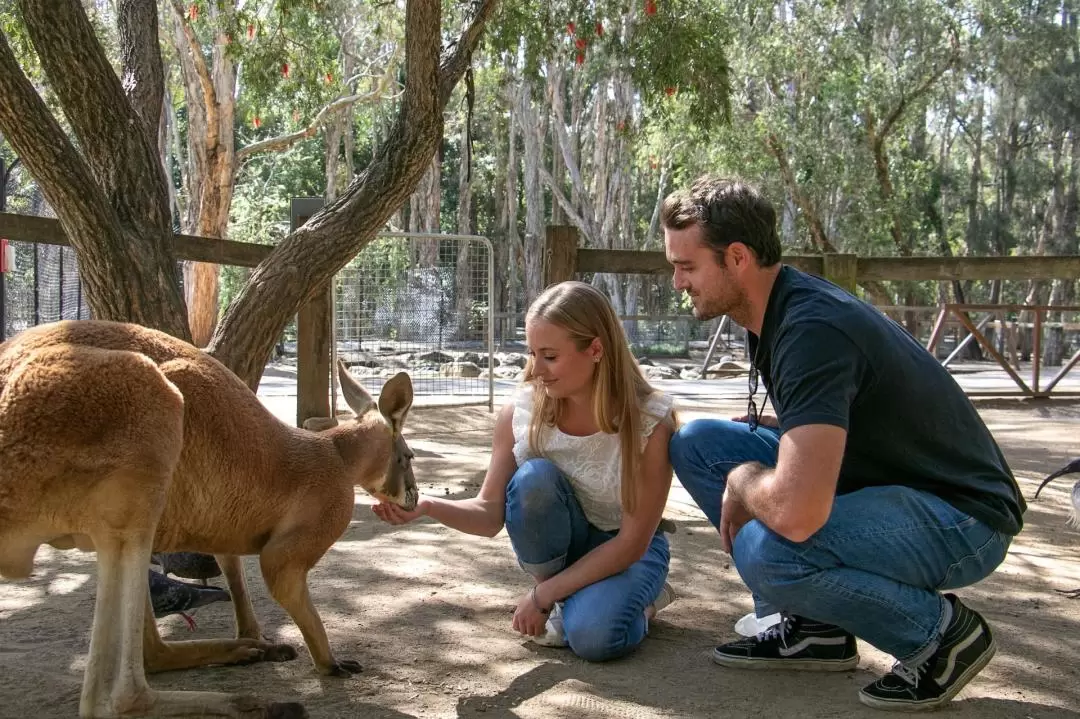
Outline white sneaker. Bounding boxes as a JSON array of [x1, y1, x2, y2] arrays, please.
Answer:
[[529, 602, 568, 647], [651, 582, 677, 615]]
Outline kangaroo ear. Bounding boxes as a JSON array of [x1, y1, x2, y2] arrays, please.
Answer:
[[378, 371, 414, 433], [338, 359, 376, 417]]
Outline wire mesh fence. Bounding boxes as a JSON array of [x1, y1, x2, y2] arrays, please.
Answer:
[[1, 240, 92, 340], [331, 232, 497, 410]]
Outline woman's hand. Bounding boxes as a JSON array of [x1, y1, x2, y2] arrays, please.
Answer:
[[512, 587, 551, 637], [372, 498, 430, 525]]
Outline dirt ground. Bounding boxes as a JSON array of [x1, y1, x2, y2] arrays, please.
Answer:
[[2, 396, 1079, 719]]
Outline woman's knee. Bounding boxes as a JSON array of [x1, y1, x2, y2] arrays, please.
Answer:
[[506, 458, 565, 517], [564, 616, 643, 662]]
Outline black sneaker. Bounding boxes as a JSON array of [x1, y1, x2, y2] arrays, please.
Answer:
[[858, 593, 996, 711], [712, 614, 860, 671]]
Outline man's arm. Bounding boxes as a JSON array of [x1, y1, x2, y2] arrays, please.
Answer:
[[724, 423, 847, 544], [721, 321, 869, 548]]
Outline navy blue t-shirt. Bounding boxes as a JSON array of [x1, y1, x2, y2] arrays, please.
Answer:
[[747, 265, 1026, 535]]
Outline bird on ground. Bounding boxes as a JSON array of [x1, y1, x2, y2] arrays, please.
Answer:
[[151, 551, 222, 585], [1033, 457, 1080, 599], [148, 568, 231, 631]]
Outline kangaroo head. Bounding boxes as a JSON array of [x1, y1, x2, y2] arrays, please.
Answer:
[[334, 361, 419, 511]]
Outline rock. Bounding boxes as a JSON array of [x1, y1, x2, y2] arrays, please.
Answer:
[[417, 350, 454, 364], [440, 361, 482, 378], [643, 365, 680, 380], [680, 367, 703, 380], [459, 351, 481, 364], [498, 352, 528, 368], [706, 360, 748, 378], [493, 366, 524, 380], [636, 356, 656, 366]]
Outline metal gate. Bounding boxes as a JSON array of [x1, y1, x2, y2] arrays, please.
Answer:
[[330, 231, 495, 412]]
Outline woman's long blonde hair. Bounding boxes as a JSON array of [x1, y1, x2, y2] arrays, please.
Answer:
[[523, 281, 675, 513]]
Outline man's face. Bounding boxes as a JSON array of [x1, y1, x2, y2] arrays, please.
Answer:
[[664, 224, 744, 321]]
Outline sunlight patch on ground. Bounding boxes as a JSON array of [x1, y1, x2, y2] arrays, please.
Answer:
[[46, 572, 90, 596], [511, 678, 673, 719], [0, 584, 42, 615]]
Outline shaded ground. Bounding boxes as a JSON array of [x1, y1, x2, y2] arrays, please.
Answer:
[[1, 396, 1079, 718]]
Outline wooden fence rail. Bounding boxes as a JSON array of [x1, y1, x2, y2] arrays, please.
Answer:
[[544, 225, 1080, 291], [4, 214, 1080, 409]]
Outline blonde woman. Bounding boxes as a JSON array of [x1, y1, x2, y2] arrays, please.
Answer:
[[373, 281, 678, 661]]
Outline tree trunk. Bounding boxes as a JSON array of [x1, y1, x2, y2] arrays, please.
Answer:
[[517, 77, 545, 306], [0, 0, 189, 340], [454, 114, 474, 340]]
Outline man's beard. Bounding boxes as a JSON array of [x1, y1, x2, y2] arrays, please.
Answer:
[[693, 288, 742, 322], [692, 295, 728, 321]]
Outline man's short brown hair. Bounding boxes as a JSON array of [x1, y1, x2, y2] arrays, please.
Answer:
[[661, 176, 781, 266]]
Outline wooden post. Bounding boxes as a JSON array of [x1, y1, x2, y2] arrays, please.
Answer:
[[544, 225, 579, 287], [822, 253, 858, 294], [291, 196, 329, 427], [296, 282, 332, 427]]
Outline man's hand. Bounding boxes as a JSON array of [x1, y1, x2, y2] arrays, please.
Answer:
[[719, 487, 754, 554], [731, 413, 779, 428]]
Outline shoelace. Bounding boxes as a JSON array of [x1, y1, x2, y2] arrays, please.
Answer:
[[890, 660, 927, 688], [755, 615, 795, 649]]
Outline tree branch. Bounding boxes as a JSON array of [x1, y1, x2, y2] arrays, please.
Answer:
[[210, 0, 501, 388], [117, 0, 166, 144], [539, 165, 593, 244], [438, 0, 500, 107], [0, 17, 189, 339], [167, 0, 219, 148], [17, 0, 173, 235], [235, 46, 402, 163]]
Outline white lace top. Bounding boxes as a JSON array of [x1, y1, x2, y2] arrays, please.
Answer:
[[509, 383, 676, 531]]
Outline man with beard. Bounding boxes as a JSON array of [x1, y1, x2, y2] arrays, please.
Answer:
[[661, 175, 1025, 711]]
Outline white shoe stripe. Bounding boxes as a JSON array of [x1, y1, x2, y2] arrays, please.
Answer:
[[777, 636, 848, 657], [934, 625, 983, 684]]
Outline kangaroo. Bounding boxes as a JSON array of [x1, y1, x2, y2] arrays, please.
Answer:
[[0, 319, 419, 718]]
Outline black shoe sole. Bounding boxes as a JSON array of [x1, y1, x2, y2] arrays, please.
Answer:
[[712, 649, 860, 672], [857, 637, 997, 712]]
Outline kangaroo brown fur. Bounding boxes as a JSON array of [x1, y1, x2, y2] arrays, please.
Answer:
[[0, 319, 419, 718]]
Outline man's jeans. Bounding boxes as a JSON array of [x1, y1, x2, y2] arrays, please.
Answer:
[[504, 458, 670, 662], [669, 418, 1011, 665]]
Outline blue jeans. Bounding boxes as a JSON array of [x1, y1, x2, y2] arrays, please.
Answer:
[[504, 458, 670, 662], [669, 418, 1011, 665]]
